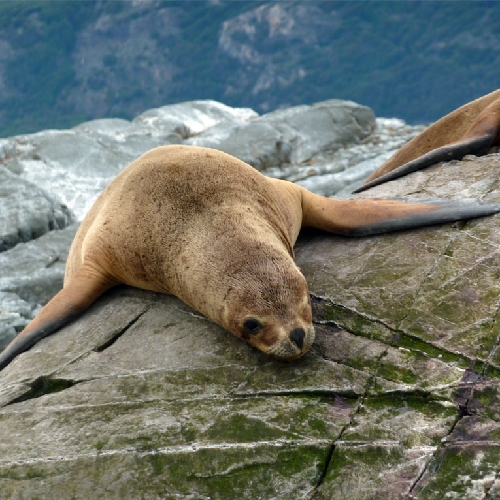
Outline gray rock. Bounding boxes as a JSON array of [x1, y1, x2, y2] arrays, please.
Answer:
[[9, 129, 181, 220], [218, 117, 292, 170], [0, 292, 34, 352], [216, 99, 376, 170], [1, 100, 257, 220], [0, 99, 377, 238], [0, 224, 78, 349], [35, 130, 137, 176], [73, 117, 182, 159], [134, 99, 257, 138], [1, 153, 500, 498], [0, 166, 74, 252]]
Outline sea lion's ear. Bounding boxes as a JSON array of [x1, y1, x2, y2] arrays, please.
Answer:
[[300, 191, 500, 237]]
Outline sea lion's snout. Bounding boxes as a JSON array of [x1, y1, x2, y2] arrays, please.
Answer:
[[222, 259, 315, 362], [265, 324, 315, 361], [289, 327, 305, 349], [232, 310, 315, 361]]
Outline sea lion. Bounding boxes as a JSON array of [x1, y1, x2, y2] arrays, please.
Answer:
[[1, 144, 499, 370], [354, 88, 500, 193]]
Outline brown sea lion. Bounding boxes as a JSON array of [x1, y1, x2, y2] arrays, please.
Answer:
[[1, 144, 499, 370], [354, 88, 500, 193]]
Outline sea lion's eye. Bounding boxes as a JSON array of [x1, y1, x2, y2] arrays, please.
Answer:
[[243, 318, 263, 334]]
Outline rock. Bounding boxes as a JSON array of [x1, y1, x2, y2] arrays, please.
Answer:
[[215, 99, 375, 170], [0, 99, 379, 224], [0, 100, 257, 220], [1, 152, 500, 498], [134, 99, 257, 138], [1, 126, 179, 222], [0, 292, 33, 352], [0, 166, 74, 252], [0, 224, 78, 350]]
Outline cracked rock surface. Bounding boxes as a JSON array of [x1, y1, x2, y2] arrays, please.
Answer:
[[1, 154, 500, 496]]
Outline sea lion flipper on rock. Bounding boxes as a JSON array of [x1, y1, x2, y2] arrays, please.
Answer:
[[0, 263, 116, 370], [353, 90, 500, 194], [299, 188, 500, 236], [352, 134, 495, 193]]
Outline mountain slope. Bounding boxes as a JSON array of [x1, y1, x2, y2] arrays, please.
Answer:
[[0, 0, 499, 137]]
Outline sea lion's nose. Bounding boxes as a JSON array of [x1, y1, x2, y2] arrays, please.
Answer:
[[289, 328, 305, 349]]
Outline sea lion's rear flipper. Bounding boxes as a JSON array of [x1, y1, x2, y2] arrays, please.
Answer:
[[352, 135, 494, 193], [301, 191, 500, 237], [0, 264, 116, 371], [354, 97, 500, 194]]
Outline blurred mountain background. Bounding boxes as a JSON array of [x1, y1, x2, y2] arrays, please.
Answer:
[[0, 0, 499, 138]]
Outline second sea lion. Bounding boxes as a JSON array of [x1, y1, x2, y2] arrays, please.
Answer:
[[354, 89, 500, 193]]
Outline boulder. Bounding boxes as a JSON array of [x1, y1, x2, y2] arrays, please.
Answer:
[[0, 225, 78, 350], [215, 99, 376, 170], [0, 100, 376, 223], [134, 99, 257, 138], [0, 166, 73, 252], [1, 152, 500, 498], [0, 100, 257, 220]]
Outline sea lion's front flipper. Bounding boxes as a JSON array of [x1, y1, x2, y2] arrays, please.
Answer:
[[354, 96, 500, 194], [301, 190, 500, 237], [0, 263, 116, 371]]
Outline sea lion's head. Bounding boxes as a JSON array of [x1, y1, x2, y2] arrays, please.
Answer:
[[219, 249, 315, 361]]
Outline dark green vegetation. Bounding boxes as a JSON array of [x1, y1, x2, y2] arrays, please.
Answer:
[[0, 0, 499, 137]]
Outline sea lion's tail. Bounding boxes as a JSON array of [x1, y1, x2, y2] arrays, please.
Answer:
[[0, 263, 116, 371], [300, 190, 500, 237]]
